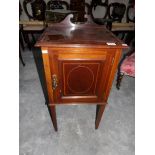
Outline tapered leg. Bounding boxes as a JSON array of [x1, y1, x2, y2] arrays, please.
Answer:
[[48, 105, 58, 131], [95, 104, 106, 129]]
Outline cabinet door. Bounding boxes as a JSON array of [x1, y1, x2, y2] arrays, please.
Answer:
[[48, 49, 115, 104]]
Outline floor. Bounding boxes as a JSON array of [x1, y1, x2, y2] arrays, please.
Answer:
[[19, 49, 135, 155]]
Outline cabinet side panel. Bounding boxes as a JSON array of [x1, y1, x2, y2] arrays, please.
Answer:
[[41, 47, 54, 104], [103, 49, 122, 101]]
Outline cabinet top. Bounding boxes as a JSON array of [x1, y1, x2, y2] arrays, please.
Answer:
[[35, 14, 128, 49]]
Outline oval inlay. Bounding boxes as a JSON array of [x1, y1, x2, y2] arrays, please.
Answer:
[[67, 66, 94, 94]]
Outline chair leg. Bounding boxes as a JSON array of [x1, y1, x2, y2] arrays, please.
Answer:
[[22, 32, 31, 50], [19, 47, 25, 66], [19, 31, 25, 50], [125, 31, 135, 45], [120, 32, 126, 40], [31, 33, 36, 44], [116, 72, 124, 90]]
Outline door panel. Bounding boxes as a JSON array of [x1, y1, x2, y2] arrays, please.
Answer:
[[48, 49, 114, 104], [60, 61, 103, 96]]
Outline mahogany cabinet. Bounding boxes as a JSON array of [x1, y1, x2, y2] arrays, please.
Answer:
[[35, 14, 127, 131]]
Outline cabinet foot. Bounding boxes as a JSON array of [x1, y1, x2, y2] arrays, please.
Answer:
[[48, 105, 58, 131], [95, 104, 106, 129]]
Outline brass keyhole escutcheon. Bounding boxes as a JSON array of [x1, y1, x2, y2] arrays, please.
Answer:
[[52, 74, 58, 90]]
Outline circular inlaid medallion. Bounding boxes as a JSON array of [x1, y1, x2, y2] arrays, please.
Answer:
[[67, 66, 94, 94]]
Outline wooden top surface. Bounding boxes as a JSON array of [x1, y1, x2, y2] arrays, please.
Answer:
[[35, 14, 128, 49]]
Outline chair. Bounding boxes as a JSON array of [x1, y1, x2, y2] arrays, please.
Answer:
[[126, 0, 135, 23], [45, 0, 75, 25], [19, 2, 25, 66], [90, 0, 108, 19], [21, 0, 46, 50], [89, 0, 109, 28], [107, 2, 126, 23], [46, 0, 69, 10], [21, 23, 46, 50], [23, 0, 46, 21], [91, 2, 126, 31], [108, 2, 127, 40], [116, 48, 135, 89], [19, 25, 26, 66]]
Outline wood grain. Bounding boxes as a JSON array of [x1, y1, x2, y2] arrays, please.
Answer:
[[41, 47, 54, 103], [35, 14, 127, 131]]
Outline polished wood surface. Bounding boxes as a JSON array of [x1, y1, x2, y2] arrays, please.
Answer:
[[36, 15, 126, 48], [47, 48, 116, 104], [35, 14, 127, 131]]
